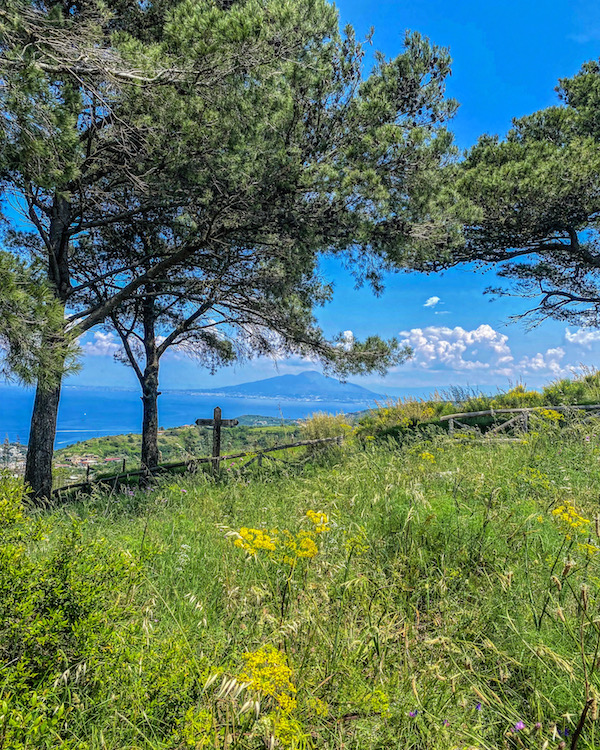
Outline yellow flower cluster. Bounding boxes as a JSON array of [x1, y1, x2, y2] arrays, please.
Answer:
[[420, 451, 435, 463], [306, 510, 330, 533], [552, 502, 591, 533], [231, 511, 329, 563], [279, 530, 318, 564], [539, 408, 564, 423], [239, 645, 297, 712], [551, 502, 599, 555], [233, 528, 277, 555]]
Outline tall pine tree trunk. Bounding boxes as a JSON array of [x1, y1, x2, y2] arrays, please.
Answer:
[[24, 379, 62, 500], [25, 196, 71, 500], [140, 295, 161, 474], [140, 363, 160, 472]]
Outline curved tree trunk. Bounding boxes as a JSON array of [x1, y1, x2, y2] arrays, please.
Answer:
[[25, 196, 71, 500]]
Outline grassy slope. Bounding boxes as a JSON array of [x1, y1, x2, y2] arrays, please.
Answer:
[[8, 419, 600, 748], [53, 424, 301, 483]]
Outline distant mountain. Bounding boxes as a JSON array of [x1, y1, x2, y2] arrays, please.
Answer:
[[200, 371, 382, 402]]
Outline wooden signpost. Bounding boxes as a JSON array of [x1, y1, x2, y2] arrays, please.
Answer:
[[195, 407, 239, 470]]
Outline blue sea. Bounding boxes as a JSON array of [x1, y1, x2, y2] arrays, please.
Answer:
[[0, 385, 379, 448]]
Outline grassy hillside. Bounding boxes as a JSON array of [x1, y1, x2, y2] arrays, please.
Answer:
[[53, 422, 301, 483], [5, 413, 600, 748]]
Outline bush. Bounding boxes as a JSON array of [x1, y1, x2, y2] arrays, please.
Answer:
[[0, 472, 142, 748], [300, 412, 352, 442], [356, 397, 453, 441], [542, 369, 600, 405]]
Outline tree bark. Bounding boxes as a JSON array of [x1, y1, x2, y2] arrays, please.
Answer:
[[141, 365, 160, 472], [140, 295, 161, 474], [24, 379, 62, 501], [25, 195, 71, 500]]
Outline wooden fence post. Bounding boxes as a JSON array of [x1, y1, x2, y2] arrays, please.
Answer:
[[212, 406, 222, 473], [449, 418, 454, 435]]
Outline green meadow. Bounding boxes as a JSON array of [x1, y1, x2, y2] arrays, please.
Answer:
[[4, 405, 600, 749]]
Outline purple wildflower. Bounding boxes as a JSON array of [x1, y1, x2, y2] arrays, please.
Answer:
[[408, 710, 418, 718], [475, 703, 482, 711], [534, 722, 542, 730], [442, 719, 449, 727], [512, 721, 525, 732]]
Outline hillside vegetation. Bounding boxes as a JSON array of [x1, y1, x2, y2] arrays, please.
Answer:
[[4, 401, 600, 749], [53, 422, 300, 483], [357, 370, 600, 440]]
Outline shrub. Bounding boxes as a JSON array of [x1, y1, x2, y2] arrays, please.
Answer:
[[0, 472, 142, 748], [356, 397, 452, 440], [300, 412, 353, 443]]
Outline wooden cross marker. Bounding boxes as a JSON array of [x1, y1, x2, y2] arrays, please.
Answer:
[[195, 407, 239, 470]]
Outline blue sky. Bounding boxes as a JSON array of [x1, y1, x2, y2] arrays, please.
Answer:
[[34, 0, 600, 392]]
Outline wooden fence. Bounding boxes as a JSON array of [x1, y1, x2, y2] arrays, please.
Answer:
[[52, 435, 344, 498], [439, 404, 600, 436]]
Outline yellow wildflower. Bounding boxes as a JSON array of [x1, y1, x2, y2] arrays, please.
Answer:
[[239, 645, 296, 710], [233, 527, 278, 555], [295, 536, 318, 559], [539, 408, 564, 423], [306, 510, 330, 533]]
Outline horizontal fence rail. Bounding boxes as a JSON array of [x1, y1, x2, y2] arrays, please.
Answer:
[[439, 404, 600, 421], [439, 403, 600, 436], [52, 436, 344, 497]]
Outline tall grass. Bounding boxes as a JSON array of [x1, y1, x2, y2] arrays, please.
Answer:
[[5, 416, 600, 748]]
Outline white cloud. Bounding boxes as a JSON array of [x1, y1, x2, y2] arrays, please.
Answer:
[[518, 347, 566, 375], [338, 330, 355, 351], [82, 331, 121, 357], [423, 296, 440, 308], [565, 328, 600, 348], [399, 324, 514, 375]]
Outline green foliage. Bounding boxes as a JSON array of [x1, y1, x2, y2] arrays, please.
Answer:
[[12, 423, 600, 748], [356, 396, 452, 440], [0, 471, 143, 749], [357, 375, 600, 441], [4, 0, 460, 497], [437, 58, 600, 327], [543, 369, 600, 405], [0, 252, 77, 386], [299, 412, 352, 441], [464, 383, 544, 410], [54, 422, 300, 475]]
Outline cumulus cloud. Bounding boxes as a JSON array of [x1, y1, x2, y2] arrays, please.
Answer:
[[565, 328, 600, 348], [396, 324, 577, 381], [518, 347, 566, 375], [81, 331, 121, 357], [399, 324, 514, 374], [423, 296, 440, 308]]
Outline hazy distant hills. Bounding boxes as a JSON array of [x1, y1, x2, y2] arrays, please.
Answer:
[[200, 370, 382, 402]]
